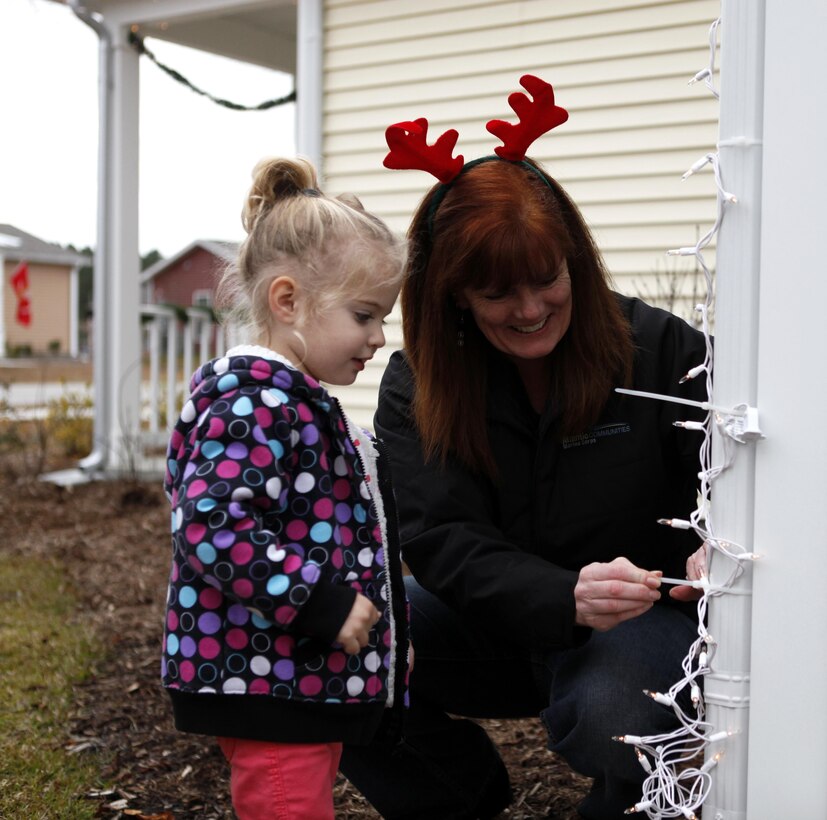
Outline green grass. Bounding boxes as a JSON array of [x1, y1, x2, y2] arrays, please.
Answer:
[[0, 554, 106, 819]]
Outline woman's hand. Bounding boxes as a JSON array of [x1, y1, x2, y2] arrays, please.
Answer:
[[336, 593, 381, 655], [574, 557, 662, 631], [669, 542, 709, 602]]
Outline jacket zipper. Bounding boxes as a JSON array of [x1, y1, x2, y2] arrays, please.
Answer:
[[332, 397, 402, 709]]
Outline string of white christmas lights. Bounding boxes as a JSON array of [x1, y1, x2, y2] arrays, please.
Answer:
[[688, 16, 721, 99], [611, 16, 763, 819]]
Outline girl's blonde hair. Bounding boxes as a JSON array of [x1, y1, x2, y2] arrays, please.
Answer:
[[217, 157, 406, 341]]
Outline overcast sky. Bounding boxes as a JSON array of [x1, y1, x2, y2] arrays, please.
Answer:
[[0, 0, 296, 257]]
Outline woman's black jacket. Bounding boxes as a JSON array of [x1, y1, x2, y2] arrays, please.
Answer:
[[374, 296, 708, 650]]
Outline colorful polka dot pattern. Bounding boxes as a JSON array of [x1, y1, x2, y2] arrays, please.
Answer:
[[162, 354, 396, 706]]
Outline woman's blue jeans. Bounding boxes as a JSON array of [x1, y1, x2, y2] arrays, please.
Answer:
[[340, 578, 698, 820]]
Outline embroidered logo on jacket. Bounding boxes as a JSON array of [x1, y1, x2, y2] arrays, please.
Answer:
[[561, 423, 631, 450]]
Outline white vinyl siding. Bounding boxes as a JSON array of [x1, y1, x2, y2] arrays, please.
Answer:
[[322, 0, 720, 428]]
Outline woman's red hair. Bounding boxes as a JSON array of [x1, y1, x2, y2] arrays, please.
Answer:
[[402, 158, 634, 478]]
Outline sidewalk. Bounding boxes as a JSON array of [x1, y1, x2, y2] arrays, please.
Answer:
[[0, 382, 92, 418], [1, 380, 92, 412], [0, 358, 93, 417]]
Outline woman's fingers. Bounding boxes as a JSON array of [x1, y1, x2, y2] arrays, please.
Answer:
[[686, 541, 709, 580], [669, 584, 700, 602], [575, 558, 662, 630], [580, 557, 662, 588], [667, 541, 711, 602]]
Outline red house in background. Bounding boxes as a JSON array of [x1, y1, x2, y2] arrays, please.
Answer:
[[140, 240, 238, 309]]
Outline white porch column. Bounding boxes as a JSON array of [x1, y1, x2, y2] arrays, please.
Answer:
[[747, 0, 827, 816], [105, 20, 142, 472], [69, 264, 79, 358], [296, 0, 323, 174], [0, 254, 5, 356]]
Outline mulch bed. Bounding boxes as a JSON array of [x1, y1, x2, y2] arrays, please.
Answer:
[[5, 476, 591, 819]]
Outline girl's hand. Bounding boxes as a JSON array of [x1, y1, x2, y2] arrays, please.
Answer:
[[669, 542, 709, 602], [574, 557, 662, 632], [336, 593, 381, 655]]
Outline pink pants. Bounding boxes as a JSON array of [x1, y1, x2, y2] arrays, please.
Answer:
[[217, 736, 342, 820]]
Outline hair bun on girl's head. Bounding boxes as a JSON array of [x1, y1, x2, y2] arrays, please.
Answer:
[[221, 153, 405, 345], [242, 156, 320, 233]]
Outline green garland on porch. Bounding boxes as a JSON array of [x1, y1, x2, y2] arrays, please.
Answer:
[[128, 31, 296, 112]]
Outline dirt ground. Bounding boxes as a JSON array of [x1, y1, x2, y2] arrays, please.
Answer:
[[4, 470, 591, 820]]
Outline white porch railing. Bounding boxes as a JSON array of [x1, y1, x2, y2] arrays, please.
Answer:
[[139, 304, 230, 470]]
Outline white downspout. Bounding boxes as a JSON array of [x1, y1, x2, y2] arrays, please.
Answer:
[[295, 0, 323, 175], [703, 1, 765, 817]]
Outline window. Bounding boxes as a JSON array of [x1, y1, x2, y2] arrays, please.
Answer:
[[192, 289, 213, 307]]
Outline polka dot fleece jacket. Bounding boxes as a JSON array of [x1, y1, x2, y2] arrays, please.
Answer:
[[161, 347, 409, 745]]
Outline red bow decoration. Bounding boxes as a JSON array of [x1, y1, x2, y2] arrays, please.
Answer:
[[382, 75, 568, 183], [10, 261, 31, 327], [16, 297, 31, 326]]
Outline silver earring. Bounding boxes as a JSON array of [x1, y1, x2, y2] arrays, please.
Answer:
[[457, 311, 465, 347]]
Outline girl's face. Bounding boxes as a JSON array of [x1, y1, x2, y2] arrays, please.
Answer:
[[297, 277, 400, 386], [459, 262, 573, 362]]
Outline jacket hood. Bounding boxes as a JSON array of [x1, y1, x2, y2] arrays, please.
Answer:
[[164, 348, 333, 499]]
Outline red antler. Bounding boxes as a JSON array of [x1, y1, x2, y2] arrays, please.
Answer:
[[383, 118, 465, 184], [486, 75, 568, 161]]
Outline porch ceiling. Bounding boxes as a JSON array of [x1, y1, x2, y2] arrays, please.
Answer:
[[61, 0, 296, 73]]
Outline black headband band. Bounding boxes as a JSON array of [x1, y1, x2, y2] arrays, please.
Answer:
[[425, 156, 555, 236]]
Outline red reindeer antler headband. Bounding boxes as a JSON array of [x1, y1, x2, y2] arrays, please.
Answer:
[[383, 75, 569, 184]]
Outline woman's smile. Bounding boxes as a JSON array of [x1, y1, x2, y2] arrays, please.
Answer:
[[511, 316, 549, 334]]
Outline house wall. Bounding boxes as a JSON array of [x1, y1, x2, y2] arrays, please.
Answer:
[[150, 247, 226, 307], [321, 0, 721, 428], [3, 260, 71, 355]]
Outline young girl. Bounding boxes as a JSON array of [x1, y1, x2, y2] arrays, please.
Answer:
[[161, 157, 409, 819]]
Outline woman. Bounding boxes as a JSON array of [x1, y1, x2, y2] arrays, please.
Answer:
[[341, 79, 708, 820]]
